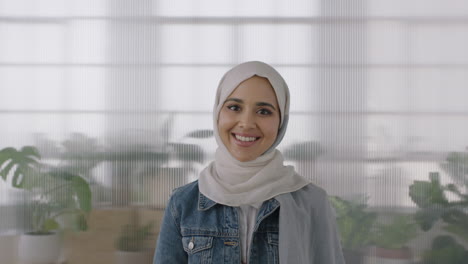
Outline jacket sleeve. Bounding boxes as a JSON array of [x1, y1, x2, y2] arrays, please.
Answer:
[[153, 191, 188, 264], [313, 195, 345, 264]]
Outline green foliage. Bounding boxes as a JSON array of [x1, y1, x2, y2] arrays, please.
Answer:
[[421, 235, 468, 264], [184, 129, 213, 139], [371, 215, 418, 249], [284, 141, 324, 161], [442, 152, 468, 189], [0, 146, 40, 188], [409, 171, 468, 243], [0, 146, 92, 234], [115, 221, 155, 252], [330, 196, 377, 251]]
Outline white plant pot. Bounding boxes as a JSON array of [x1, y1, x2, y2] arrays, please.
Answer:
[[17, 232, 62, 264], [114, 250, 153, 264], [0, 234, 18, 264]]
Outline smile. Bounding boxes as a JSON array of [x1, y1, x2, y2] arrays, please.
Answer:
[[232, 133, 260, 143], [235, 134, 257, 142]]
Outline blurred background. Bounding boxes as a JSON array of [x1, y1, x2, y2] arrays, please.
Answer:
[[1, 0, 468, 263]]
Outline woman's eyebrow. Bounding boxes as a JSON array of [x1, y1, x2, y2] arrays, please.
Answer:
[[225, 98, 243, 104], [256, 102, 276, 111], [224, 98, 276, 111]]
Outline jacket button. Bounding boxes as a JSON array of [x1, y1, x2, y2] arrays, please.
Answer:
[[188, 241, 194, 250]]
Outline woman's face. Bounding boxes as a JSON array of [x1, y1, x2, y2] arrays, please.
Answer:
[[218, 76, 280, 162]]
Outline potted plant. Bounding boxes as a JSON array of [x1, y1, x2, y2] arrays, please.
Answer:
[[114, 209, 155, 264], [330, 196, 377, 264], [419, 235, 468, 264], [409, 171, 468, 244], [368, 215, 418, 263], [137, 129, 212, 208], [0, 146, 92, 264], [283, 141, 324, 177], [283, 141, 324, 161]]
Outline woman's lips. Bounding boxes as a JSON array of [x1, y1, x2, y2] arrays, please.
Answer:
[[231, 133, 260, 147]]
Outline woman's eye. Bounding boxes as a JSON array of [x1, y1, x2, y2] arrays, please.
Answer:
[[227, 105, 240, 111], [258, 109, 272, 115]]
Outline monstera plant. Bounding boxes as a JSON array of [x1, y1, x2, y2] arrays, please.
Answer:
[[0, 146, 91, 233], [0, 146, 91, 263]]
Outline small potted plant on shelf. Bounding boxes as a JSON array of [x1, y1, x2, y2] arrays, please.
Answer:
[[408, 150, 468, 264], [330, 196, 377, 264], [283, 141, 324, 176], [409, 171, 468, 244], [114, 209, 155, 264], [419, 235, 468, 264], [0, 146, 92, 264], [368, 215, 418, 264]]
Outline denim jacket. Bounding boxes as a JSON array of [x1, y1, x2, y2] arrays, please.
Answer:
[[154, 180, 281, 264]]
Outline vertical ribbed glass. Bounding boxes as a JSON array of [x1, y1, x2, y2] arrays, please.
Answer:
[[1, 0, 468, 263]]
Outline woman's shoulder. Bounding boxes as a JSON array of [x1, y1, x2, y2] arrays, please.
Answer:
[[289, 182, 329, 203], [170, 180, 200, 202]]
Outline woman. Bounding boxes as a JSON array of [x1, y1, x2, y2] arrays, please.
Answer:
[[154, 61, 344, 263]]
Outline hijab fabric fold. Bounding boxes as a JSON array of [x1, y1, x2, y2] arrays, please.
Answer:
[[198, 61, 309, 206]]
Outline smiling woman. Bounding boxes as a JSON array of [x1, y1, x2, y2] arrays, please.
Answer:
[[218, 76, 280, 162], [154, 61, 345, 264]]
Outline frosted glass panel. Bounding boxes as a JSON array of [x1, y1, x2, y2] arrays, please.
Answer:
[[0, 0, 109, 16], [160, 25, 233, 64], [155, 0, 320, 17], [368, 22, 407, 64], [240, 24, 317, 64], [410, 24, 468, 64], [369, 0, 468, 16], [1, 1, 468, 264], [367, 68, 468, 112], [0, 23, 64, 63], [0, 67, 66, 110], [158, 66, 229, 111], [68, 21, 108, 64], [0, 68, 106, 111]]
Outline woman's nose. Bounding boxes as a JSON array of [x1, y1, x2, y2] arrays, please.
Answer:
[[238, 112, 256, 128]]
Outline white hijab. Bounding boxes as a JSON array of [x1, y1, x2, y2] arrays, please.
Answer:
[[198, 61, 309, 206]]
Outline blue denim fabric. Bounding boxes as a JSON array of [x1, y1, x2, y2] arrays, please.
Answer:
[[154, 180, 280, 264]]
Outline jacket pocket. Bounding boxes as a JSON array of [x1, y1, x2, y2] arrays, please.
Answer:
[[182, 236, 214, 264], [267, 232, 279, 246], [267, 232, 279, 264]]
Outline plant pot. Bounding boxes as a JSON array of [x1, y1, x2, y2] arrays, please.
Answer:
[[0, 234, 18, 264], [17, 232, 62, 264], [343, 248, 364, 264], [114, 250, 153, 264], [365, 246, 413, 264]]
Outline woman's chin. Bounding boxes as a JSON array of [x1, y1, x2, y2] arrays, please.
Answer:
[[230, 151, 257, 162]]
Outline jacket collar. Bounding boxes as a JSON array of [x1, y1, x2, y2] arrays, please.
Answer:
[[198, 190, 280, 214], [198, 191, 217, 211]]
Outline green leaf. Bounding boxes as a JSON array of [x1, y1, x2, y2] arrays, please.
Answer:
[[70, 174, 92, 212], [330, 196, 377, 250], [372, 215, 418, 249], [409, 177, 448, 209], [444, 224, 468, 244], [74, 214, 88, 231], [43, 218, 60, 231], [0, 146, 40, 188], [415, 209, 440, 231], [47, 171, 92, 213], [423, 235, 468, 264]]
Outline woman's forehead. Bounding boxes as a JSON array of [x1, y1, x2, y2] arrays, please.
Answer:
[[227, 76, 278, 103]]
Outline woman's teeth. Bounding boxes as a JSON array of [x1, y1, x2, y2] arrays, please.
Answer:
[[235, 134, 257, 142]]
